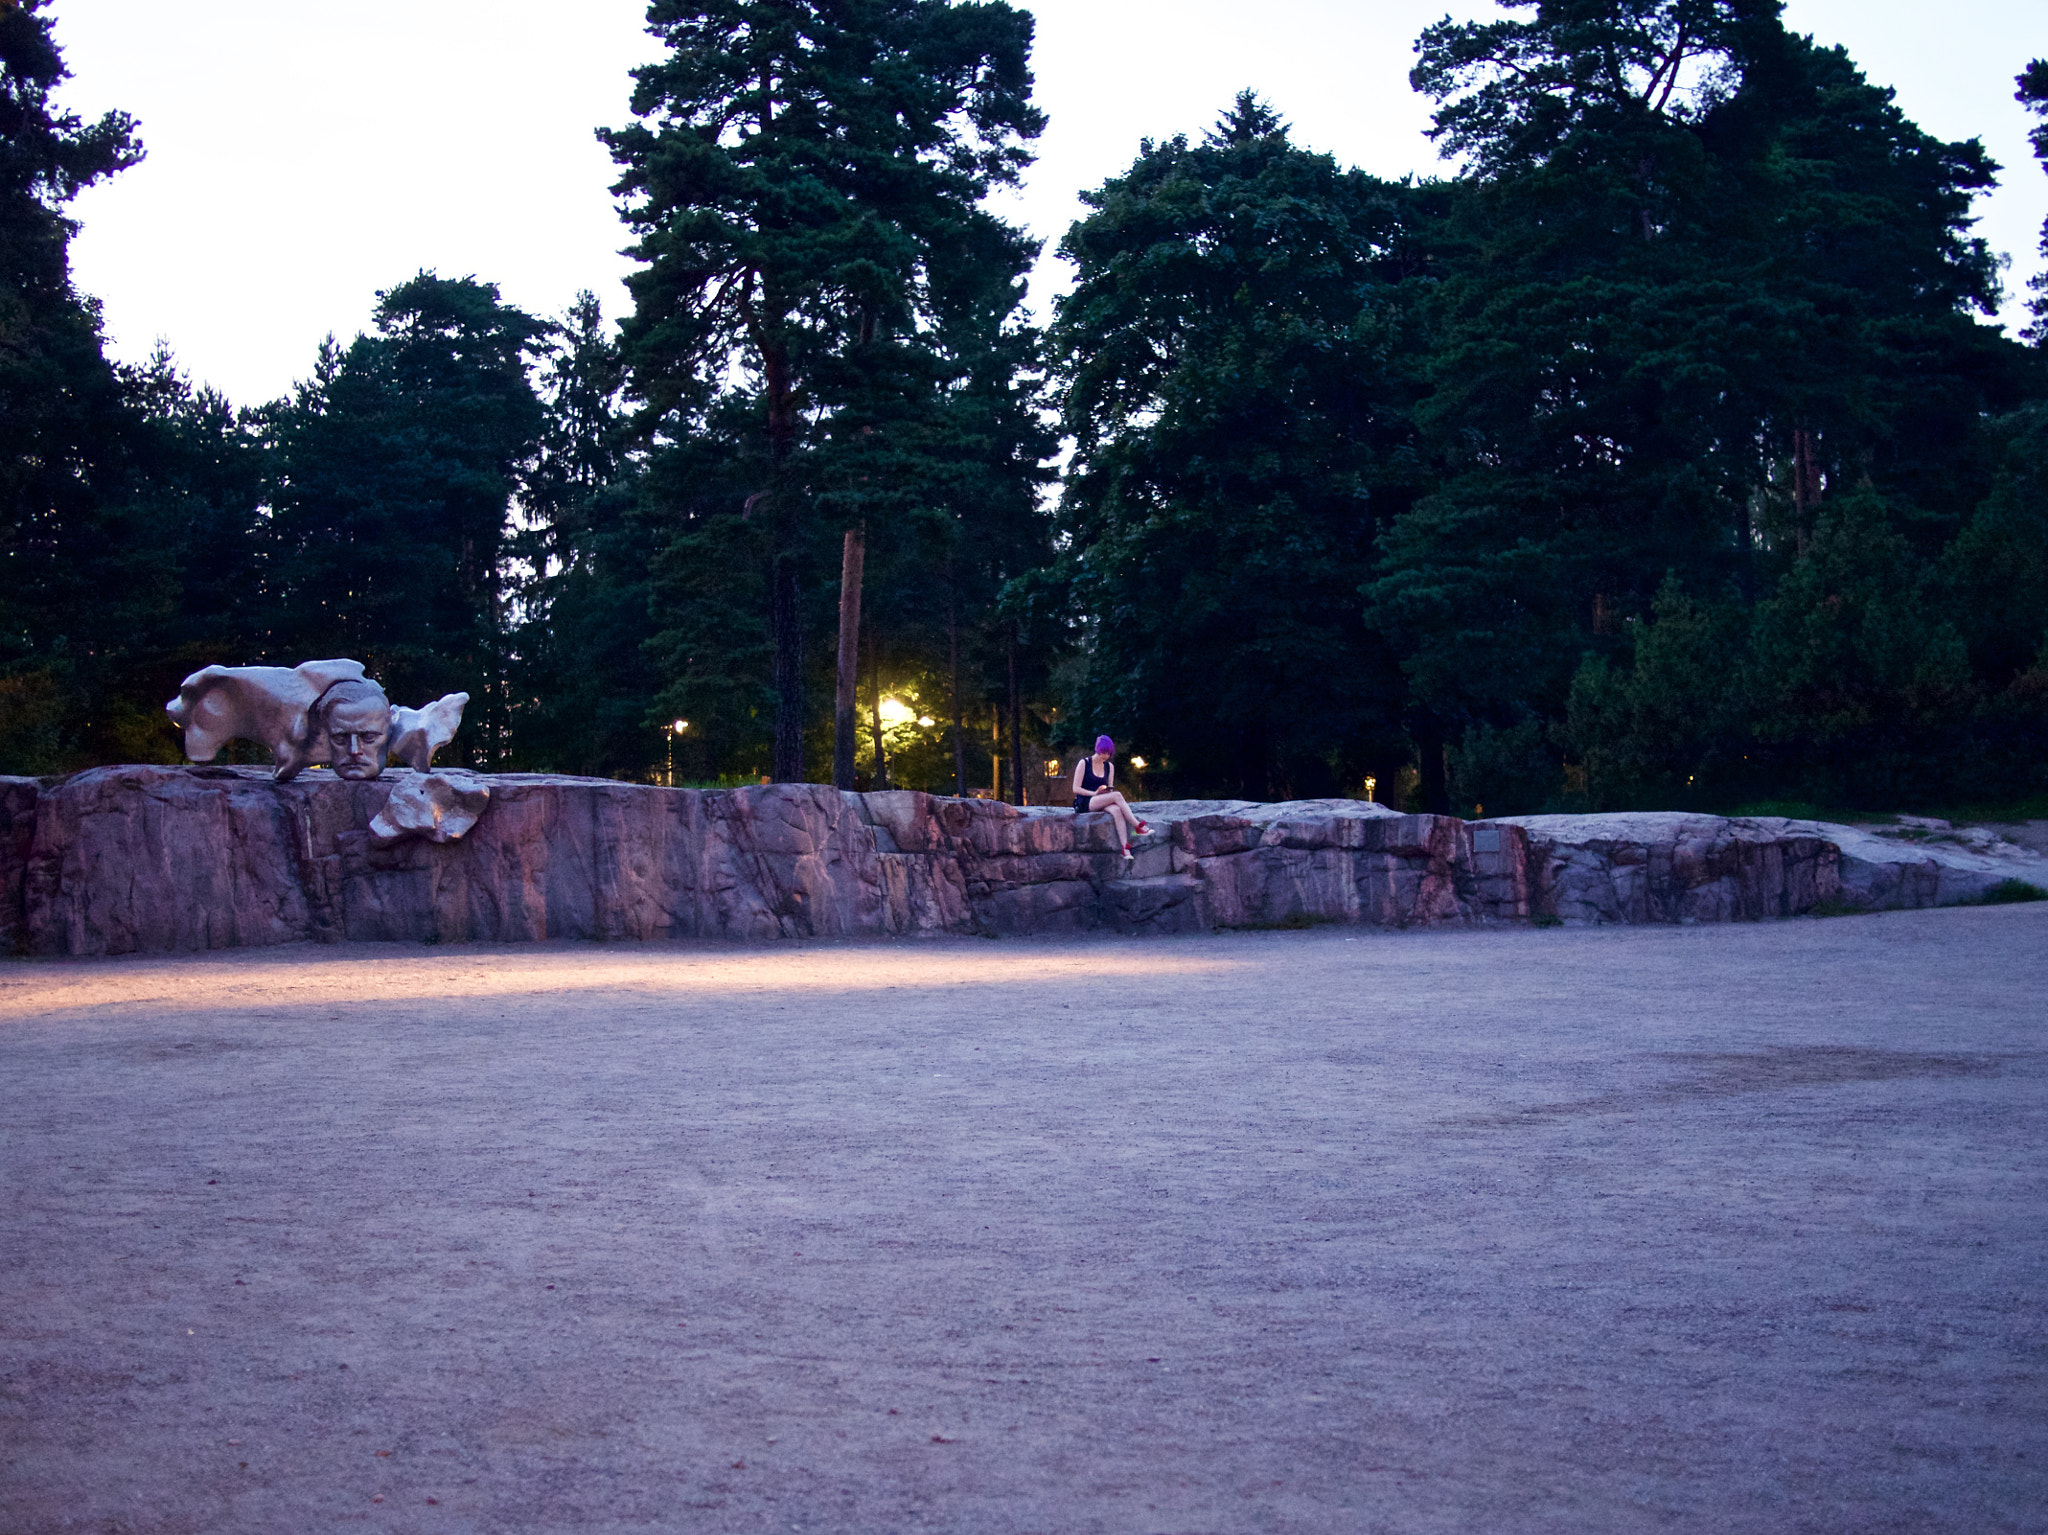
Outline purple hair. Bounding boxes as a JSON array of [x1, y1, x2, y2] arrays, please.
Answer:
[[1094, 735, 1114, 754]]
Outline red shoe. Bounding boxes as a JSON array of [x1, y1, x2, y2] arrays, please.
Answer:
[[1121, 844, 1134, 861], [1133, 820, 1151, 835]]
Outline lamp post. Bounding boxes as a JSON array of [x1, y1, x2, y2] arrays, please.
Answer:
[[665, 719, 689, 786]]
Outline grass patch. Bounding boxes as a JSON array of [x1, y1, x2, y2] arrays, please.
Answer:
[[1968, 879, 2048, 906], [1917, 794, 2048, 826], [1805, 897, 1868, 919], [1223, 912, 1329, 932]]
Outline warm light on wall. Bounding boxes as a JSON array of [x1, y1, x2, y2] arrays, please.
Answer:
[[878, 698, 914, 725]]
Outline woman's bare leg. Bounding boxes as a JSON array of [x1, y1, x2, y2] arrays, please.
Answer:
[[1089, 790, 1138, 845]]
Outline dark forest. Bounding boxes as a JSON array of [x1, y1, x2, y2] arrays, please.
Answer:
[[4, 0, 2046, 817]]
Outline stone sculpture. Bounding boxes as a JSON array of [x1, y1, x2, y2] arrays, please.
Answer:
[[307, 676, 393, 780], [368, 770, 491, 846], [166, 659, 367, 781], [165, 660, 468, 782], [389, 692, 469, 773]]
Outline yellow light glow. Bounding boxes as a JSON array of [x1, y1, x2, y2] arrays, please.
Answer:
[[1131, 756, 1147, 769], [0, 948, 1253, 1021], [672, 719, 689, 733], [878, 697, 914, 725], [917, 715, 935, 728]]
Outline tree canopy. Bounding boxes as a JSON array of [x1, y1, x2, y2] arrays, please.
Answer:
[[599, 0, 1046, 782], [1047, 93, 1420, 798], [4, 0, 2045, 820]]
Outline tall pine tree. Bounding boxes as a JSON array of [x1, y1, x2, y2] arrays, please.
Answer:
[[264, 273, 547, 756], [0, 0, 144, 770], [601, 0, 1044, 783], [1367, 0, 2021, 810], [1048, 94, 1422, 798]]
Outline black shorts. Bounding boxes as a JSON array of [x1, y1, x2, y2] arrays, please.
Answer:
[[1073, 794, 1096, 812]]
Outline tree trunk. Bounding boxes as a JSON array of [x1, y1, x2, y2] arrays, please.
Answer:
[[1237, 713, 1270, 802], [761, 331, 805, 784], [770, 552, 803, 781], [1414, 714, 1450, 816], [947, 574, 965, 797], [1005, 625, 1023, 806], [1735, 493, 1756, 605], [1792, 427, 1820, 557], [832, 525, 865, 789], [868, 628, 887, 791]]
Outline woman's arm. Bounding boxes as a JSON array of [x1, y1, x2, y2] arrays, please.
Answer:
[[1071, 757, 1085, 793]]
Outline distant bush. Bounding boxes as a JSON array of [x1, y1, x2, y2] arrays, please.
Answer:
[[1972, 880, 2048, 906]]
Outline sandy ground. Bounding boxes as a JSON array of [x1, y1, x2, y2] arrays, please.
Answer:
[[2, 908, 2045, 1535]]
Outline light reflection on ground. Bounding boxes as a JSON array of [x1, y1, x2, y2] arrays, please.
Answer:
[[0, 940, 1252, 1020]]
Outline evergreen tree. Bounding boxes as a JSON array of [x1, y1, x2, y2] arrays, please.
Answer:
[[109, 346, 268, 739], [0, 0, 144, 770], [1047, 93, 1422, 799], [602, 0, 1044, 783], [264, 273, 547, 755], [505, 292, 665, 776], [2018, 59, 2048, 339], [1367, 0, 2022, 809]]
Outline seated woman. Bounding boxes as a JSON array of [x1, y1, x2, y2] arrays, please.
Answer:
[[1071, 734, 1149, 860]]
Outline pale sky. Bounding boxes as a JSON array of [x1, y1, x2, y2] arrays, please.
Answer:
[[50, 0, 2048, 408]]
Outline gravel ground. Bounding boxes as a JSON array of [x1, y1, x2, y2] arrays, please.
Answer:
[[2, 906, 2044, 1535]]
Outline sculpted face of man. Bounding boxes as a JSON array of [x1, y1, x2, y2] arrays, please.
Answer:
[[314, 680, 392, 781]]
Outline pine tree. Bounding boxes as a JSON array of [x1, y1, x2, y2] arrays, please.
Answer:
[[2019, 59, 2048, 340], [505, 293, 668, 776], [0, 0, 144, 770], [264, 273, 548, 756], [1047, 93, 1421, 798], [602, 0, 1044, 783], [1366, 0, 2020, 808]]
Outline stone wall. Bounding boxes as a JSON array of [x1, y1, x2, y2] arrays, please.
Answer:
[[2, 767, 2042, 956], [0, 774, 37, 954]]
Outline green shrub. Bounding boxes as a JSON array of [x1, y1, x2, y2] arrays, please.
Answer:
[[1972, 880, 2048, 905]]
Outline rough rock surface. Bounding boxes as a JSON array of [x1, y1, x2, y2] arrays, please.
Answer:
[[1, 775, 37, 953], [7, 766, 2046, 955], [1496, 812, 2048, 923]]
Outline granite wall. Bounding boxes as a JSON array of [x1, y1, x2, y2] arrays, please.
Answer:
[[2, 767, 2040, 956]]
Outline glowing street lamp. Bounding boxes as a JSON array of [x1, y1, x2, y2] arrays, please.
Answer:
[[665, 718, 689, 786]]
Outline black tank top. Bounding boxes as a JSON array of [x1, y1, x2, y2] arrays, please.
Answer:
[[1079, 756, 1111, 793]]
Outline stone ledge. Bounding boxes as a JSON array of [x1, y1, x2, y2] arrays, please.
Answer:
[[3, 768, 2043, 955]]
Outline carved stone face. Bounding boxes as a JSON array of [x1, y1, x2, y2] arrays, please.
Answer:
[[313, 682, 393, 780]]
